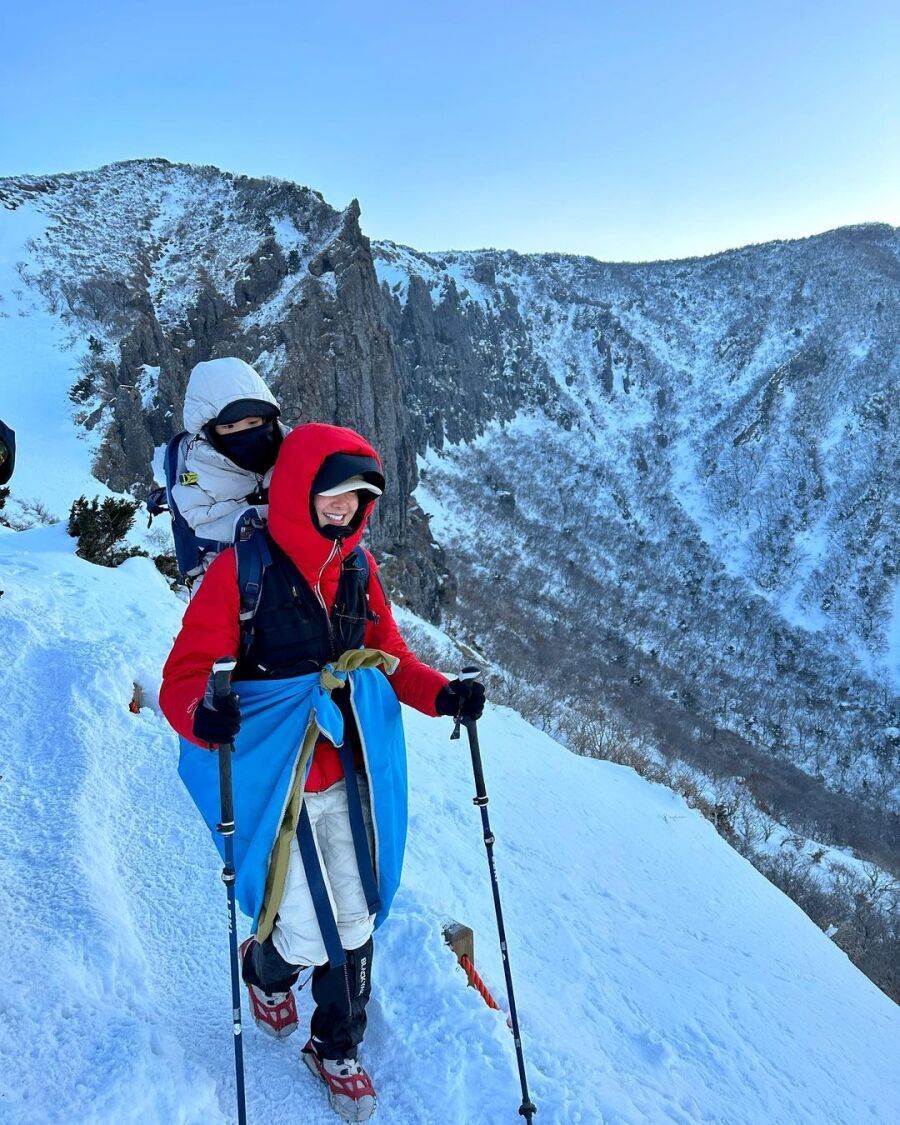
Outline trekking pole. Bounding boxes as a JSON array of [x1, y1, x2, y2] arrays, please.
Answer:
[[451, 666, 537, 1123], [211, 657, 248, 1125]]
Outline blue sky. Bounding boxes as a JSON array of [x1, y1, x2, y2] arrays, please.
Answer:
[[2, 0, 897, 260]]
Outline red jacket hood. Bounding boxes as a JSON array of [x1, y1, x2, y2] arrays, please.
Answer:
[[268, 423, 382, 585]]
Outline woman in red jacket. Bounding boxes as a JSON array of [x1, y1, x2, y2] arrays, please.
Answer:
[[160, 422, 484, 1123]]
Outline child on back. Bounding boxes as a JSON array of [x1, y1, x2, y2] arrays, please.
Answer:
[[173, 357, 287, 563]]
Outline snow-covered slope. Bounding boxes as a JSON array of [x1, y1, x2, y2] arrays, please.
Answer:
[[0, 194, 112, 523], [1, 525, 897, 1124]]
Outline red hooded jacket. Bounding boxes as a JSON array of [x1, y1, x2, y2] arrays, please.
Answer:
[[159, 423, 449, 789]]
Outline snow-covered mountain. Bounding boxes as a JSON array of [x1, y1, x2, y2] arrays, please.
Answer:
[[0, 160, 897, 954], [1, 523, 898, 1124], [375, 230, 900, 809]]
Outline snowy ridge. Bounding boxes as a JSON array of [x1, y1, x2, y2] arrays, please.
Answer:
[[376, 226, 900, 687], [6, 162, 338, 333], [376, 242, 499, 312], [0, 525, 898, 1124], [0, 160, 354, 505]]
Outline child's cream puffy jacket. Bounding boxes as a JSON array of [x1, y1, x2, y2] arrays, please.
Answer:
[[173, 357, 285, 543]]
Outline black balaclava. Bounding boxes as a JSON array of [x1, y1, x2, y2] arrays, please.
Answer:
[[207, 419, 283, 475]]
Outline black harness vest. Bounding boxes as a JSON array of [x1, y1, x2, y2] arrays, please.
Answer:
[[236, 536, 371, 681]]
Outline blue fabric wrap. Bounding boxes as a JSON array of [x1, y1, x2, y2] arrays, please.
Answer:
[[177, 664, 408, 933]]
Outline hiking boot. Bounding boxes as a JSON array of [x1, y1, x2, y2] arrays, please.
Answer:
[[302, 1038, 377, 1121], [239, 937, 298, 1038]]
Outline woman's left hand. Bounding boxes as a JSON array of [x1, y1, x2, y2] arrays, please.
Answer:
[[436, 679, 486, 721]]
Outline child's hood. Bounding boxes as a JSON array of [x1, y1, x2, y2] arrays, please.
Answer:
[[268, 423, 382, 586], [183, 358, 279, 434]]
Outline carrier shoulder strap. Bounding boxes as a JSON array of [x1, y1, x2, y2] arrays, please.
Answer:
[[146, 431, 188, 519], [350, 544, 370, 587], [235, 512, 273, 652], [352, 545, 383, 623], [163, 431, 189, 507], [160, 431, 230, 582]]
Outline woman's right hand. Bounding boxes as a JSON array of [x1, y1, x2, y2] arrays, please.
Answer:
[[192, 690, 242, 746]]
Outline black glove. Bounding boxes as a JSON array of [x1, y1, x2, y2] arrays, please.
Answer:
[[436, 678, 486, 721], [193, 690, 241, 746]]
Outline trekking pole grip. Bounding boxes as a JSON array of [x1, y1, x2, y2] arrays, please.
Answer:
[[213, 656, 237, 702], [211, 657, 239, 830], [464, 717, 489, 804], [451, 664, 482, 742], [456, 667, 488, 799]]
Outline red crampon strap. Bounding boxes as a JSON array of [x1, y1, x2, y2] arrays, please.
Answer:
[[303, 1042, 376, 1099]]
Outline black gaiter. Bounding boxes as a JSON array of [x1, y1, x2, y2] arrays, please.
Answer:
[[212, 420, 282, 474]]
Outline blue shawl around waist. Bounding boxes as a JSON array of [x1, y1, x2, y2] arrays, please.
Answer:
[[177, 657, 407, 936]]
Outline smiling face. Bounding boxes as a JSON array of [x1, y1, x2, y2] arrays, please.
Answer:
[[213, 415, 266, 435], [313, 490, 360, 528]]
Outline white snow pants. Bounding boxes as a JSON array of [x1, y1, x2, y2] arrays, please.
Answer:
[[270, 773, 376, 968]]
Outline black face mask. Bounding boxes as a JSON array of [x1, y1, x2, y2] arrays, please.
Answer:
[[210, 420, 282, 474]]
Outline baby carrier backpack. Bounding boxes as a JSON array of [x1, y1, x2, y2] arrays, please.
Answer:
[[146, 431, 239, 584]]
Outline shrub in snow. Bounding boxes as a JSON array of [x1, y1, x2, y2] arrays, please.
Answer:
[[0, 486, 13, 531], [152, 552, 181, 582], [1, 493, 57, 531], [67, 495, 147, 567]]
